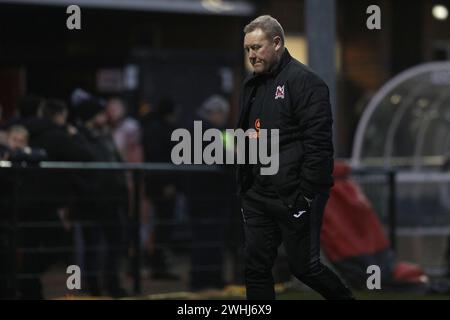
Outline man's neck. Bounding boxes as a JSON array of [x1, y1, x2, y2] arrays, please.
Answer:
[[266, 47, 286, 75]]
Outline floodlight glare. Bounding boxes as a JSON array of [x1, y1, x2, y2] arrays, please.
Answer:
[[432, 4, 448, 20]]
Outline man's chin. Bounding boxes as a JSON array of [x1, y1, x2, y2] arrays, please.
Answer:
[[253, 67, 264, 74]]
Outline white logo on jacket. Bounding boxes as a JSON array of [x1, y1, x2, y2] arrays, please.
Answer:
[[293, 210, 306, 218], [275, 85, 285, 99]]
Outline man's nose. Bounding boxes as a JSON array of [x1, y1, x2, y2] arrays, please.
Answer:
[[248, 50, 256, 59]]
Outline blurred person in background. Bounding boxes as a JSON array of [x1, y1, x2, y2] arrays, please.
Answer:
[[106, 97, 145, 265], [1, 97, 96, 299], [106, 97, 143, 163], [4, 100, 69, 299], [0, 125, 48, 162], [18, 95, 44, 120], [14, 99, 92, 299], [25, 99, 93, 162], [6, 125, 28, 151], [0, 95, 44, 131], [72, 96, 129, 297], [141, 98, 180, 280], [1, 125, 27, 158], [0, 95, 44, 157], [186, 94, 234, 291]]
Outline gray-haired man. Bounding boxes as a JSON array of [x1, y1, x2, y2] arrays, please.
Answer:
[[236, 15, 354, 300]]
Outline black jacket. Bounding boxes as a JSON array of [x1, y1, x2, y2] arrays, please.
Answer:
[[236, 49, 334, 209], [141, 113, 179, 199], [74, 125, 129, 220], [21, 118, 96, 216], [24, 117, 95, 162]]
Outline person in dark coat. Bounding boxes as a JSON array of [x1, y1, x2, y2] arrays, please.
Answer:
[[0, 124, 47, 299], [72, 97, 129, 297], [237, 15, 354, 300], [186, 95, 235, 291], [0, 95, 44, 131], [15, 99, 94, 299], [141, 98, 180, 279]]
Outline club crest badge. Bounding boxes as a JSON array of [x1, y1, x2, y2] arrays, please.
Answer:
[[275, 85, 285, 99]]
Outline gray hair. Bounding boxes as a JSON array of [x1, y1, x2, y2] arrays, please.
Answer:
[[8, 125, 29, 140], [244, 15, 285, 45], [198, 95, 230, 118]]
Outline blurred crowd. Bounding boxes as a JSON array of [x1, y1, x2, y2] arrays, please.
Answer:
[[0, 90, 236, 299]]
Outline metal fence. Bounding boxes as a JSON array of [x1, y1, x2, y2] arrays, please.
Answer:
[[351, 169, 450, 276], [4, 162, 443, 299], [0, 161, 238, 299]]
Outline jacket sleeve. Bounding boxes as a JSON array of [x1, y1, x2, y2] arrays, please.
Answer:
[[52, 131, 96, 162], [293, 74, 334, 197]]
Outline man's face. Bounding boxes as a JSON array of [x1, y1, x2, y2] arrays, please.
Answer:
[[106, 99, 125, 124], [93, 111, 108, 128], [8, 131, 27, 151], [54, 110, 68, 126], [209, 111, 227, 128], [86, 111, 108, 130], [244, 28, 282, 74]]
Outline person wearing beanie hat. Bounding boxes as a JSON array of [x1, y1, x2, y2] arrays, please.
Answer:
[[70, 88, 107, 126], [141, 97, 181, 280], [71, 92, 129, 297], [197, 94, 230, 129], [187, 94, 233, 291], [74, 98, 106, 124], [198, 95, 229, 117]]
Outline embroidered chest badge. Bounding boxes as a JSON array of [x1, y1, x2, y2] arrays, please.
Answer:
[[275, 85, 285, 100]]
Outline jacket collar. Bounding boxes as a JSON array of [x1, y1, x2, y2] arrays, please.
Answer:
[[243, 48, 292, 86]]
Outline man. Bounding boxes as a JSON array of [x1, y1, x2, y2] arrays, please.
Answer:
[[23, 99, 95, 165], [17, 99, 94, 299], [6, 125, 29, 151], [236, 15, 354, 300], [106, 97, 143, 163], [73, 97, 129, 297], [187, 94, 234, 291], [141, 98, 180, 279]]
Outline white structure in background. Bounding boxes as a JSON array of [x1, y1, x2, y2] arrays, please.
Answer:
[[350, 62, 450, 275], [352, 62, 450, 169], [351, 62, 450, 228]]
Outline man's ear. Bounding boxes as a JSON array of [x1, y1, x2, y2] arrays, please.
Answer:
[[273, 36, 282, 51]]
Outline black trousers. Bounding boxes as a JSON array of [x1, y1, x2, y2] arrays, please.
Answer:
[[150, 198, 176, 272], [189, 199, 226, 290], [242, 188, 354, 300]]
